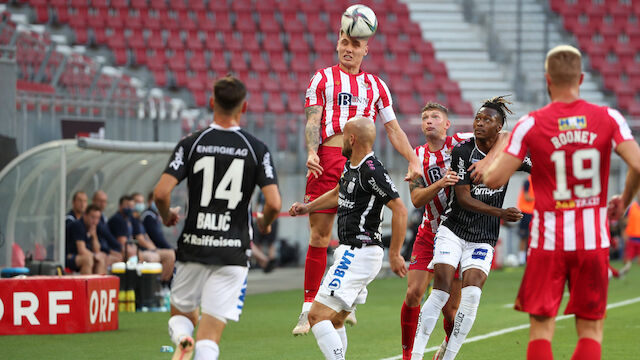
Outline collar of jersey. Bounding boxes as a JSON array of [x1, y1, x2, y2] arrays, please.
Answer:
[[473, 139, 487, 156], [209, 122, 241, 131], [335, 64, 365, 77], [349, 151, 375, 169]]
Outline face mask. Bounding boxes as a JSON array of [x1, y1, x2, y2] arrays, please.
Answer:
[[134, 202, 145, 213], [122, 208, 133, 217]]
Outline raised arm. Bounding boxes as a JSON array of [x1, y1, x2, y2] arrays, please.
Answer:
[[469, 131, 510, 183], [383, 119, 421, 180], [289, 185, 340, 216], [409, 170, 459, 208], [386, 197, 408, 278], [483, 152, 522, 189], [454, 184, 522, 222], [305, 105, 324, 178]]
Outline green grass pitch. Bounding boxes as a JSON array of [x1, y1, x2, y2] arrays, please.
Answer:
[[1, 261, 638, 359]]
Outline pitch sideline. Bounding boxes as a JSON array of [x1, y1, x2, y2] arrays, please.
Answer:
[[379, 296, 640, 360]]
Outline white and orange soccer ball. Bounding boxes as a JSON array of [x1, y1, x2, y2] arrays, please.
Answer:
[[340, 4, 378, 39]]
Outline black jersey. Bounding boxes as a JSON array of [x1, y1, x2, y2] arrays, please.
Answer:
[[337, 153, 400, 248], [442, 138, 531, 246], [163, 123, 278, 266]]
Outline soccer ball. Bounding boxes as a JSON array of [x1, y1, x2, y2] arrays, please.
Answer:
[[504, 254, 519, 268], [341, 4, 378, 39]]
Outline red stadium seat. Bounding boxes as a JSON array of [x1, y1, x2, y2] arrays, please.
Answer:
[[256, 0, 276, 12], [186, 32, 203, 50], [263, 33, 284, 52], [169, 0, 187, 11], [113, 48, 128, 65], [241, 32, 261, 52], [235, 12, 256, 33], [209, 52, 228, 73], [131, 0, 147, 10], [229, 51, 249, 72], [267, 92, 286, 114], [248, 52, 269, 72], [221, 31, 243, 52], [288, 33, 310, 53], [189, 51, 208, 72], [166, 31, 184, 50], [147, 31, 164, 50], [266, 51, 288, 73]]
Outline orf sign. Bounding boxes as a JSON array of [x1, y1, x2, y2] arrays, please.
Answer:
[[0, 275, 119, 335]]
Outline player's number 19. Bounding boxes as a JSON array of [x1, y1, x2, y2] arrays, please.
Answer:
[[551, 148, 601, 201]]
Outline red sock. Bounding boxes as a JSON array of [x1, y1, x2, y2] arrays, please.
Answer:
[[401, 301, 421, 360], [303, 245, 327, 302], [527, 339, 553, 360], [443, 317, 454, 342], [571, 338, 601, 360]]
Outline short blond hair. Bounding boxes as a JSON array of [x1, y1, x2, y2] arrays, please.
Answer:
[[545, 45, 582, 86]]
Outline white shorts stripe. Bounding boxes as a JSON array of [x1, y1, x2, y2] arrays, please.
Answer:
[[543, 211, 555, 251], [583, 208, 596, 250], [530, 210, 539, 249], [600, 207, 610, 248], [563, 210, 576, 251]]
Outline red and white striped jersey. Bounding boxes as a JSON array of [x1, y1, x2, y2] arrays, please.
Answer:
[[506, 100, 634, 251], [305, 65, 396, 142], [415, 132, 473, 237]]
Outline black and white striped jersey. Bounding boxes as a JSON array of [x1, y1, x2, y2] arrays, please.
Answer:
[[163, 123, 278, 266], [337, 153, 400, 248], [442, 138, 531, 246]]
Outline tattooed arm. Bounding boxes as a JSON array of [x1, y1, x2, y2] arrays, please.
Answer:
[[305, 105, 324, 178], [409, 170, 460, 208]]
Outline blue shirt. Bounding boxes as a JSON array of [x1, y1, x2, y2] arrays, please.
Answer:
[[141, 208, 173, 249]]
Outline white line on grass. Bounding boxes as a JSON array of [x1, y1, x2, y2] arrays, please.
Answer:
[[379, 296, 640, 360]]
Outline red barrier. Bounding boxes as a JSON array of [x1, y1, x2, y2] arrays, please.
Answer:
[[0, 275, 119, 335]]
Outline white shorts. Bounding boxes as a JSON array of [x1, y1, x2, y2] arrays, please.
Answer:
[[170, 261, 248, 322], [316, 244, 384, 313], [431, 225, 495, 276]]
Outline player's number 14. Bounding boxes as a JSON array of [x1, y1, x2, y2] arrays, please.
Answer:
[[193, 156, 245, 210]]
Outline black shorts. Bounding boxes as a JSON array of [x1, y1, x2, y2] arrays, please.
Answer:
[[518, 213, 533, 239], [65, 253, 79, 271]]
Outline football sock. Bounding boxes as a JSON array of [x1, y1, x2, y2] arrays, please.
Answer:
[[442, 286, 482, 360], [304, 245, 327, 303], [411, 289, 450, 360], [571, 338, 601, 360], [336, 326, 348, 354], [168, 315, 194, 346], [302, 301, 313, 313], [312, 320, 345, 360], [401, 301, 421, 360], [527, 339, 553, 360], [443, 316, 454, 341], [519, 250, 527, 265], [194, 340, 219, 360]]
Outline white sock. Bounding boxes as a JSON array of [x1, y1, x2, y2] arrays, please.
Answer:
[[411, 289, 450, 360], [443, 286, 482, 360], [311, 320, 345, 360], [168, 315, 194, 346], [336, 326, 348, 354], [194, 339, 219, 360], [519, 251, 526, 265], [302, 301, 313, 313]]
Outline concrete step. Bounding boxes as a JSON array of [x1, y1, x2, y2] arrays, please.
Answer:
[[459, 81, 513, 91], [405, 2, 460, 12], [432, 41, 487, 51], [449, 70, 509, 80], [446, 61, 501, 71], [434, 51, 490, 61]]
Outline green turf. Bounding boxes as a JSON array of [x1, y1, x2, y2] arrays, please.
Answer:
[[1, 261, 638, 359]]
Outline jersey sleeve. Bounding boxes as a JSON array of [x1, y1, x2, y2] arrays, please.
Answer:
[[97, 222, 120, 252], [67, 221, 86, 245], [362, 160, 400, 203], [450, 144, 472, 186], [163, 135, 195, 182], [305, 71, 326, 107], [505, 115, 536, 160], [108, 216, 128, 238], [374, 77, 396, 124], [143, 214, 172, 249], [606, 108, 634, 147], [518, 156, 533, 173], [452, 132, 473, 145], [255, 143, 278, 188], [414, 146, 427, 181], [132, 218, 146, 236]]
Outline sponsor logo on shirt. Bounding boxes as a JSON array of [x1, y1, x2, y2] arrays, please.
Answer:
[[169, 146, 184, 170], [328, 249, 355, 290], [262, 152, 274, 179], [337, 92, 370, 106], [555, 196, 600, 210], [471, 184, 504, 196], [368, 178, 388, 198], [558, 116, 587, 131], [196, 145, 248, 157], [427, 166, 443, 184], [338, 195, 355, 209], [457, 157, 466, 179], [384, 173, 398, 193], [471, 248, 488, 260], [182, 233, 242, 247]]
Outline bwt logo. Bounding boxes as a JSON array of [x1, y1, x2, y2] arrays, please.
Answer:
[[471, 248, 488, 260], [328, 249, 355, 290], [427, 167, 442, 184], [337, 92, 352, 106]]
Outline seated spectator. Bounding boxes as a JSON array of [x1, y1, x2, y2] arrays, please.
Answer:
[[92, 190, 123, 266], [66, 191, 87, 227], [108, 195, 160, 263], [133, 192, 176, 284], [66, 204, 108, 274]]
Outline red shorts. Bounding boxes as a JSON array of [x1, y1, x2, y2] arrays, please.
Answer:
[[409, 228, 460, 278], [305, 145, 347, 214], [624, 239, 640, 261], [515, 248, 609, 320]]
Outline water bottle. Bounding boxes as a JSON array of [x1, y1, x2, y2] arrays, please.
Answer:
[[160, 346, 174, 353], [163, 290, 171, 312]]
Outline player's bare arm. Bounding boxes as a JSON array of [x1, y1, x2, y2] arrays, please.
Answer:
[[257, 184, 282, 234], [386, 197, 408, 278], [483, 151, 523, 189], [290, 185, 340, 216], [609, 140, 640, 220], [409, 170, 459, 208], [469, 131, 510, 183], [305, 105, 324, 178], [153, 173, 181, 227], [383, 119, 421, 181], [454, 184, 523, 221]]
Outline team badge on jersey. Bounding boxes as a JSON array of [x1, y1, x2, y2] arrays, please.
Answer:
[[347, 179, 356, 193], [558, 116, 587, 131]]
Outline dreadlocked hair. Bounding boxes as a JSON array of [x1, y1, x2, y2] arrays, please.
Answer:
[[480, 95, 513, 124]]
